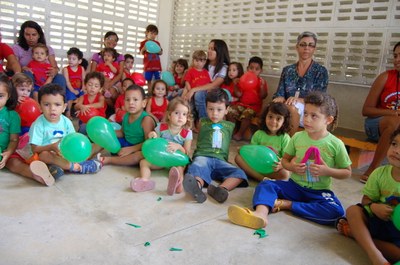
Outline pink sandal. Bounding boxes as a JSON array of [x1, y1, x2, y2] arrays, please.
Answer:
[[130, 178, 155, 192], [30, 161, 55, 186], [167, 167, 181, 196]]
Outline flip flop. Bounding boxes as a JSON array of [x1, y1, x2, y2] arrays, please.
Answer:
[[359, 175, 369, 184], [130, 178, 155, 192], [30, 161, 55, 186], [207, 184, 228, 203], [167, 167, 180, 196], [335, 217, 351, 237], [227, 205, 266, 229], [183, 174, 207, 203]]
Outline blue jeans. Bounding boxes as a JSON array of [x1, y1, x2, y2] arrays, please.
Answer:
[[253, 179, 345, 226], [187, 156, 248, 187], [194, 90, 207, 119], [24, 71, 67, 93]]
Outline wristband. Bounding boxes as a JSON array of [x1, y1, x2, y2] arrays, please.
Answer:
[[364, 202, 374, 217]]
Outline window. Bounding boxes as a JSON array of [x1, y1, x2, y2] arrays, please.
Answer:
[[170, 0, 400, 85], [0, 0, 159, 72]]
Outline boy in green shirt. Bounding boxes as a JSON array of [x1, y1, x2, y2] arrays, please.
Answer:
[[183, 88, 248, 203]]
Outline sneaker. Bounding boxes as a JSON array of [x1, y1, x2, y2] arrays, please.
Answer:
[[78, 159, 102, 174], [207, 184, 229, 203], [48, 164, 64, 180]]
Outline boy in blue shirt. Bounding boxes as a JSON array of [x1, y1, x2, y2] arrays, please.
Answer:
[[29, 83, 102, 185]]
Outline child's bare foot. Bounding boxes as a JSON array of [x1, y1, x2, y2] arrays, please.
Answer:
[[272, 199, 292, 212], [335, 217, 352, 237], [233, 133, 242, 141]]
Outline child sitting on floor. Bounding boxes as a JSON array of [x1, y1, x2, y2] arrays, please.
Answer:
[[99, 84, 156, 168], [235, 102, 291, 181], [183, 88, 248, 203], [74, 72, 107, 134], [29, 83, 102, 184], [146, 79, 168, 122], [228, 92, 351, 229], [133, 97, 193, 194], [336, 128, 400, 265]]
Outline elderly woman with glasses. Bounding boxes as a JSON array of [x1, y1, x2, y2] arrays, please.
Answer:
[[272, 31, 329, 135], [90, 31, 125, 108]]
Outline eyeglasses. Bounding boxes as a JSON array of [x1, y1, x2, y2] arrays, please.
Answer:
[[298, 42, 316, 48], [106, 37, 118, 42]]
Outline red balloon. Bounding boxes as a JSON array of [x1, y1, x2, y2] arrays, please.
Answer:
[[115, 109, 126, 123], [15, 98, 41, 127], [131, 72, 146, 86], [79, 108, 100, 123], [239, 72, 259, 91]]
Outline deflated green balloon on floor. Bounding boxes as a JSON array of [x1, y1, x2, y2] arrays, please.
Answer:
[[239, 145, 278, 174], [87, 116, 121, 153], [60, 132, 92, 163], [142, 138, 189, 167]]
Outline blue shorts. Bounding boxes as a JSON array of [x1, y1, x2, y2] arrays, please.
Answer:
[[187, 156, 248, 187], [118, 137, 134, 148], [357, 203, 400, 247], [144, 71, 160, 82], [364, 117, 381, 142], [66, 88, 84, 101]]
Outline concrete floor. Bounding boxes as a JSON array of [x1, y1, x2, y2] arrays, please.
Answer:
[[0, 139, 371, 265]]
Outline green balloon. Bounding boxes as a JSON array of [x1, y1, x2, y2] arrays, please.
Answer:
[[87, 116, 121, 153], [393, 205, 400, 231], [239, 145, 278, 174], [60, 133, 92, 163], [142, 138, 189, 167]]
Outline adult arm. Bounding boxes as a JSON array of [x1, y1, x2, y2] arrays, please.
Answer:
[[362, 72, 397, 117], [5, 54, 22, 74], [47, 53, 60, 77]]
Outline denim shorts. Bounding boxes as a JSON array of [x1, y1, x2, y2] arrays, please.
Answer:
[[187, 156, 248, 187], [364, 117, 381, 142]]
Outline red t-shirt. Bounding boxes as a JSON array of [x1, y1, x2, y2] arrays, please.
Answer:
[[0, 43, 14, 72], [96, 62, 119, 80], [115, 94, 125, 110], [67, 65, 84, 89], [379, 69, 400, 110], [27, 60, 52, 87], [150, 96, 168, 121], [82, 93, 107, 118], [139, 40, 162, 72], [184, 68, 211, 88]]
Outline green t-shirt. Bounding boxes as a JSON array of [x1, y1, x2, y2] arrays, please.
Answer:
[[284, 131, 351, 190], [193, 118, 235, 161], [363, 165, 400, 203], [0, 107, 21, 150], [251, 130, 291, 158], [122, 111, 150, 145]]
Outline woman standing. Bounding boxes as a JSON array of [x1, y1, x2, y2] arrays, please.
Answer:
[[272, 31, 328, 135], [360, 41, 400, 183], [12, 20, 66, 90]]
